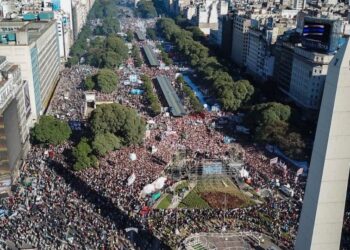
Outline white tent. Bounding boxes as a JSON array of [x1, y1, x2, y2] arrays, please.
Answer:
[[239, 168, 249, 178], [142, 184, 155, 194], [154, 177, 167, 189]]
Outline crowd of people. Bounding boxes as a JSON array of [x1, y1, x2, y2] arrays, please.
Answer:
[[0, 147, 134, 249], [1, 9, 350, 250]]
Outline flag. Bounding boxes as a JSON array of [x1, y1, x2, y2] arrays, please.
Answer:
[[127, 173, 136, 186], [270, 157, 278, 165], [296, 168, 304, 176]]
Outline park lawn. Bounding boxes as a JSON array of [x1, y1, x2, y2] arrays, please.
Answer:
[[195, 176, 253, 207], [179, 190, 210, 209], [157, 194, 172, 209]]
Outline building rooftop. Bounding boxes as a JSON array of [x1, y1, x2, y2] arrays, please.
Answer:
[[135, 30, 146, 41], [0, 20, 55, 45], [156, 75, 186, 117], [143, 45, 159, 66]]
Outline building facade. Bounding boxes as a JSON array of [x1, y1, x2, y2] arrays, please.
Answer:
[[231, 15, 251, 67], [0, 20, 60, 124], [0, 57, 30, 188], [289, 47, 333, 110]]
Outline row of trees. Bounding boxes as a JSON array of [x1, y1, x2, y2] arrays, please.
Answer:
[[156, 18, 254, 112], [177, 76, 203, 113], [142, 75, 162, 116], [146, 28, 157, 40], [74, 103, 146, 170], [245, 102, 306, 160], [67, 0, 125, 67], [84, 68, 119, 93], [132, 44, 143, 67], [157, 45, 173, 65], [135, 0, 157, 18]]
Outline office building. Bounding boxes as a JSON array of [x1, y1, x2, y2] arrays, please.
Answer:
[[220, 13, 234, 58], [288, 47, 333, 110], [274, 39, 296, 94], [246, 28, 275, 81], [295, 38, 350, 250], [0, 57, 30, 190], [231, 15, 251, 67], [72, 0, 89, 40], [0, 20, 60, 123]]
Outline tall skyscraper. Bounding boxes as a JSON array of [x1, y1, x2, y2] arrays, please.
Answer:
[[295, 39, 350, 250]]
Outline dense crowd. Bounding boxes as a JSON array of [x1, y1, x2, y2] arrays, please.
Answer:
[[0, 147, 133, 249], [1, 11, 349, 250]]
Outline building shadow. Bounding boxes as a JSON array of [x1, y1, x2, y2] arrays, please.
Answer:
[[48, 160, 170, 250]]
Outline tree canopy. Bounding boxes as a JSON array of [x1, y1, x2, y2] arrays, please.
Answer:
[[92, 132, 121, 156], [90, 103, 146, 145], [142, 75, 161, 116], [245, 102, 306, 159], [31, 116, 71, 145], [96, 68, 119, 93], [72, 138, 98, 171], [136, 0, 157, 18], [84, 75, 95, 90]]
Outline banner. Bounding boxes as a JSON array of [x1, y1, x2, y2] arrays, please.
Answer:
[[127, 173, 136, 186], [296, 168, 304, 176], [270, 157, 278, 165]]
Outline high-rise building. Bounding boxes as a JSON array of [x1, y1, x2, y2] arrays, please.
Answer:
[[72, 0, 89, 40], [220, 13, 234, 58], [295, 38, 350, 250], [274, 40, 295, 95], [231, 15, 251, 67], [0, 56, 30, 188], [0, 20, 60, 124], [289, 47, 333, 110]]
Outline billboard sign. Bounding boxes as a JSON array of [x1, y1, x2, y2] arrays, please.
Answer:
[[301, 17, 343, 53], [302, 21, 331, 51]]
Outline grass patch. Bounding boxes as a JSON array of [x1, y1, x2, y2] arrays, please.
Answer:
[[195, 177, 253, 206], [157, 194, 172, 209], [179, 190, 210, 208]]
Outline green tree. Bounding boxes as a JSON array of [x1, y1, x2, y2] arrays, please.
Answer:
[[101, 51, 120, 69], [136, 0, 157, 18], [66, 56, 79, 67], [84, 75, 95, 90], [132, 45, 143, 67], [31, 116, 71, 145], [96, 68, 119, 93], [90, 103, 146, 145], [72, 138, 98, 171], [92, 132, 121, 156], [146, 28, 157, 40], [126, 30, 134, 42], [103, 17, 120, 34], [106, 35, 129, 60], [186, 26, 205, 41]]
